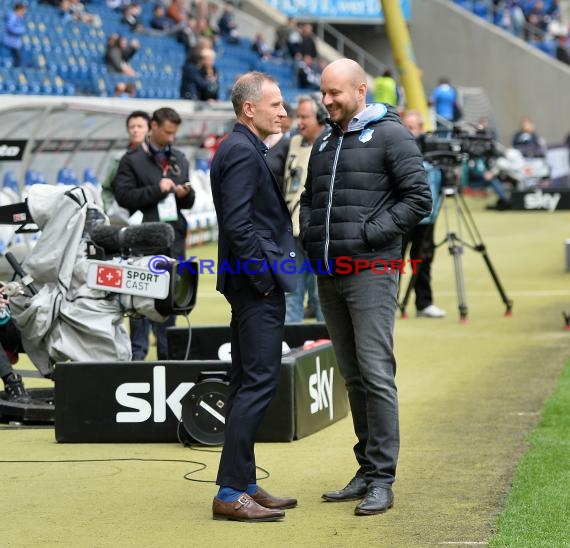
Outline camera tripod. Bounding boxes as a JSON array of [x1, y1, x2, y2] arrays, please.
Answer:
[[398, 162, 513, 322]]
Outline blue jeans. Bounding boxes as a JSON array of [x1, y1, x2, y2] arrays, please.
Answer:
[[285, 238, 323, 323], [130, 315, 176, 361], [488, 177, 509, 201], [318, 267, 400, 487]]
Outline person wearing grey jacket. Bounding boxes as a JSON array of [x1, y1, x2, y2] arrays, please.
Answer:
[[300, 58, 432, 516]]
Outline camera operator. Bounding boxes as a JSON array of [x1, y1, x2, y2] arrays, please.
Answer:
[[0, 287, 30, 403], [465, 117, 512, 211], [112, 107, 195, 360], [468, 156, 512, 211], [402, 110, 446, 318]]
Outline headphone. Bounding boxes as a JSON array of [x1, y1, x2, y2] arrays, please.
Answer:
[[309, 93, 328, 125]]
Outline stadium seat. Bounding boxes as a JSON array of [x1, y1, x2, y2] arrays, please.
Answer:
[[492, 11, 504, 26], [25, 169, 44, 187], [83, 168, 99, 187], [535, 39, 556, 57], [2, 170, 20, 198], [472, 1, 490, 19], [0, 1, 337, 102], [0, 57, 12, 69], [454, 0, 472, 9], [56, 167, 77, 186]]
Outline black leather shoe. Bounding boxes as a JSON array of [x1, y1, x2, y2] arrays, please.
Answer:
[[321, 476, 368, 502], [354, 486, 394, 515]]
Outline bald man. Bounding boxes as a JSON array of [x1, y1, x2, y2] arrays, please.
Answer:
[[300, 59, 432, 516]]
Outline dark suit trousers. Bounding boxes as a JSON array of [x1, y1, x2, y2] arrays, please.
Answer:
[[216, 276, 285, 491]]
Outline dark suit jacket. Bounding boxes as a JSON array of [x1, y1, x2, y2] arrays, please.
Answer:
[[210, 123, 296, 295]]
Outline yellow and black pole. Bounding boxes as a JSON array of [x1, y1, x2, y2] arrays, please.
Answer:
[[379, 0, 432, 131]]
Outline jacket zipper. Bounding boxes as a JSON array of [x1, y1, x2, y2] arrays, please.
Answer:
[[324, 134, 343, 273]]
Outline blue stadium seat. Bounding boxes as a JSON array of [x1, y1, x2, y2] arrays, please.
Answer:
[[538, 40, 557, 57], [472, 1, 490, 19], [40, 77, 54, 95], [0, 57, 13, 69], [493, 11, 504, 26], [27, 81, 41, 94], [25, 169, 44, 187], [2, 170, 20, 196], [454, 0, 471, 9], [1, 78, 16, 93], [0, 3, 319, 100], [83, 167, 99, 187], [56, 167, 77, 185], [15, 79, 29, 94]]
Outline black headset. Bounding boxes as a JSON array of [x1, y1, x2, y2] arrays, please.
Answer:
[[310, 93, 328, 125]]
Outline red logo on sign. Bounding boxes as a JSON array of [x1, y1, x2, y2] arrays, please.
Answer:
[[96, 265, 123, 288]]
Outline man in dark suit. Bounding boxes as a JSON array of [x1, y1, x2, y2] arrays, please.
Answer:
[[210, 71, 298, 522]]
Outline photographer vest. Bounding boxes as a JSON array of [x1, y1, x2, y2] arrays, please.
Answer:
[[284, 134, 312, 237], [373, 76, 398, 106]]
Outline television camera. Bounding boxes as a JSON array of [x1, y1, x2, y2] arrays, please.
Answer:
[[420, 124, 497, 183], [398, 123, 513, 322], [0, 184, 198, 378]]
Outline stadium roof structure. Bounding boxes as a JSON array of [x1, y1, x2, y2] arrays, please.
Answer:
[[0, 95, 235, 142], [0, 96, 236, 192]]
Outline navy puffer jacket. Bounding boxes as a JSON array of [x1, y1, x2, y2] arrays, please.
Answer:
[[300, 104, 432, 273]]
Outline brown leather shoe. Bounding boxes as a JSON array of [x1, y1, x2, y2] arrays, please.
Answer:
[[212, 494, 285, 522], [250, 486, 298, 509]]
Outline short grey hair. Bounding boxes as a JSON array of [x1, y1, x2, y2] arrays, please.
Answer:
[[296, 94, 318, 114], [231, 72, 278, 117]]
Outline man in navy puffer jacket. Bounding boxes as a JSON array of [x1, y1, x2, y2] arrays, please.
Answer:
[[300, 58, 432, 516]]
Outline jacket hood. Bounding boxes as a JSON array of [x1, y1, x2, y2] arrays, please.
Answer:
[[347, 103, 400, 132]]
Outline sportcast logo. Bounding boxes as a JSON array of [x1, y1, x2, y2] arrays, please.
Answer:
[[96, 265, 123, 288]]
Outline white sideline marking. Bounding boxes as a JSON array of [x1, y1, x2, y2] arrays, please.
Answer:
[[438, 543, 487, 546], [438, 290, 570, 297]]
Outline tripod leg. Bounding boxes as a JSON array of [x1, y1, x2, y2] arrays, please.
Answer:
[[448, 234, 468, 323], [478, 248, 514, 316], [457, 193, 514, 316], [398, 271, 418, 318]]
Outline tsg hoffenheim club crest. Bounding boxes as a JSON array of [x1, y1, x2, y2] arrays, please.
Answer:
[[359, 128, 374, 143]]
